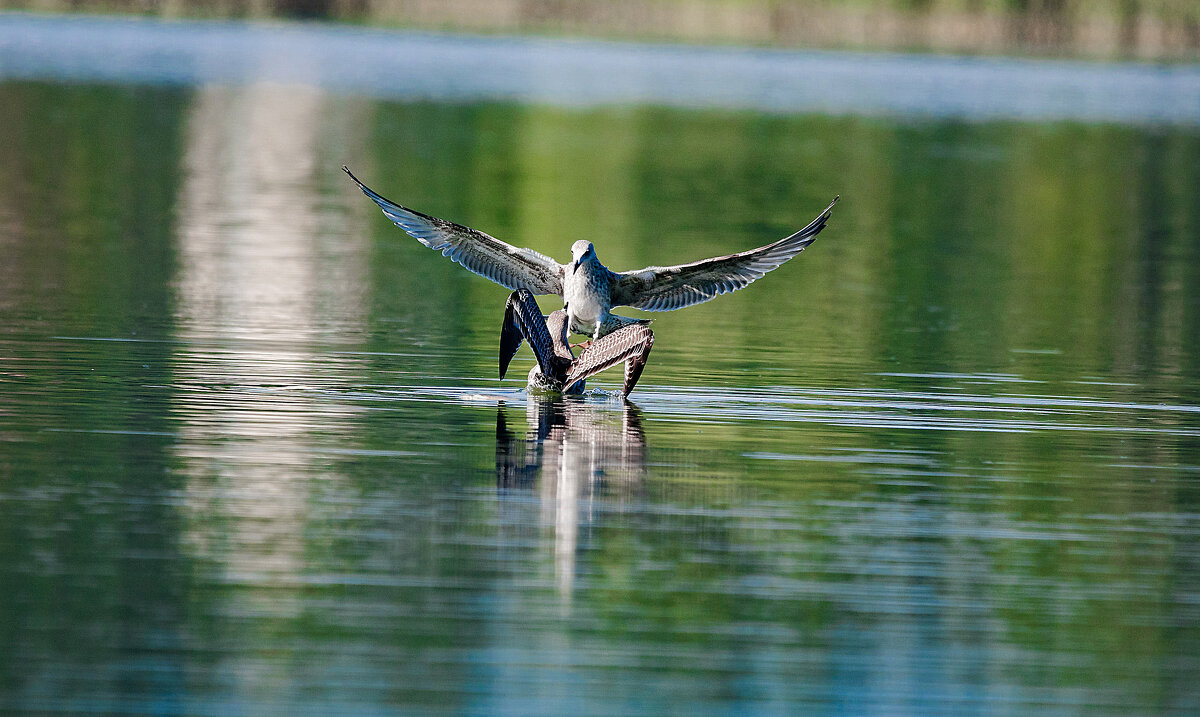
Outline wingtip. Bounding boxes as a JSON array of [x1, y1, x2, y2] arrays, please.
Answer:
[[498, 351, 512, 381], [499, 298, 523, 381], [813, 195, 838, 226]]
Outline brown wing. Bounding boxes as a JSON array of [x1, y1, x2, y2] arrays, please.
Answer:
[[611, 196, 837, 311], [566, 325, 655, 396], [345, 166, 564, 295]]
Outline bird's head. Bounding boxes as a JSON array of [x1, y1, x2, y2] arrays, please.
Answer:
[[570, 240, 594, 263]]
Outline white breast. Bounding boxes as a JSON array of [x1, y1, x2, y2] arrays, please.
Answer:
[[563, 264, 608, 333]]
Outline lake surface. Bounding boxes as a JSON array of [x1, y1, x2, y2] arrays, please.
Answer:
[[2, 15, 1199, 716]]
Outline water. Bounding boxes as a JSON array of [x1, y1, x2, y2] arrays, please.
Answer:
[[2, 15, 1200, 716], [4, 14, 1200, 124]]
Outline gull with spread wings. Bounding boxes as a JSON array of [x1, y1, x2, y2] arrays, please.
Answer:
[[344, 166, 837, 341], [499, 289, 655, 397]]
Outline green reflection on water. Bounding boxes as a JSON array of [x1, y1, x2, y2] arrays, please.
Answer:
[[0, 81, 1198, 713], [360, 100, 1200, 394]]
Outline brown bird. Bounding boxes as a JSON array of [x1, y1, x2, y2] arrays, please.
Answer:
[[499, 289, 654, 396]]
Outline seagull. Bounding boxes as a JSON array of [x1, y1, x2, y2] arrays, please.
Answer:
[[344, 166, 837, 340], [499, 289, 654, 396]]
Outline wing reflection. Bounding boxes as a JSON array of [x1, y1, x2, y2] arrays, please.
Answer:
[[495, 397, 647, 598]]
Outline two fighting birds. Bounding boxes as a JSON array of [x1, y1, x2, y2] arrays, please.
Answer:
[[344, 166, 837, 397]]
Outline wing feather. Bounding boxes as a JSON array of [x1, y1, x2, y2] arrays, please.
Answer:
[[565, 325, 654, 395], [612, 196, 838, 311], [498, 296, 525, 380], [344, 166, 564, 296], [501, 290, 567, 381]]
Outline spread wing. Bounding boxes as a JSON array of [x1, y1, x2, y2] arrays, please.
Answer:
[[565, 324, 655, 396], [344, 166, 564, 295], [611, 196, 838, 312]]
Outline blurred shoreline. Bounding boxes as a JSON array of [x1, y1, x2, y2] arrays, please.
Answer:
[[4, 0, 1199, 62], [4, 13, 1198, 126]]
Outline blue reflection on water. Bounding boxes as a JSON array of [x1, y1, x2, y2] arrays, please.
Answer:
[[1, 12, 1199, 124]]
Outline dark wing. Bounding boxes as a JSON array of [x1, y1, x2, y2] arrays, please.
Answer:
[[566, 325, 654, 396], [344, 166, 564, 295], [501, 290, 568, 382], [611, 196, 838, 311], [498, 297, 525, 380]]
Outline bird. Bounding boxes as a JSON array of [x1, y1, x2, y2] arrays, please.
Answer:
[[499, 289, 654, 396], [344, 166, 837, 340]]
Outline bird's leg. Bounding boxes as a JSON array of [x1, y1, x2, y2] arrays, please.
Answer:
[[570, 324, 600, 351], [582, 323, 604, 348]]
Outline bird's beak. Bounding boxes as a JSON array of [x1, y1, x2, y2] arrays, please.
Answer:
[[572, 261, 581, 275]]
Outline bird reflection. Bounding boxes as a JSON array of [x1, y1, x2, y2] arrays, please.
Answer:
[[496, 396, 647, 490], [495, 396, 647, 598]]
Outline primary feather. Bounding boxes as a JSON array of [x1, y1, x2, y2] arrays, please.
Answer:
[[344, 166, 564, 296], [612, 196, 838, 311]]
